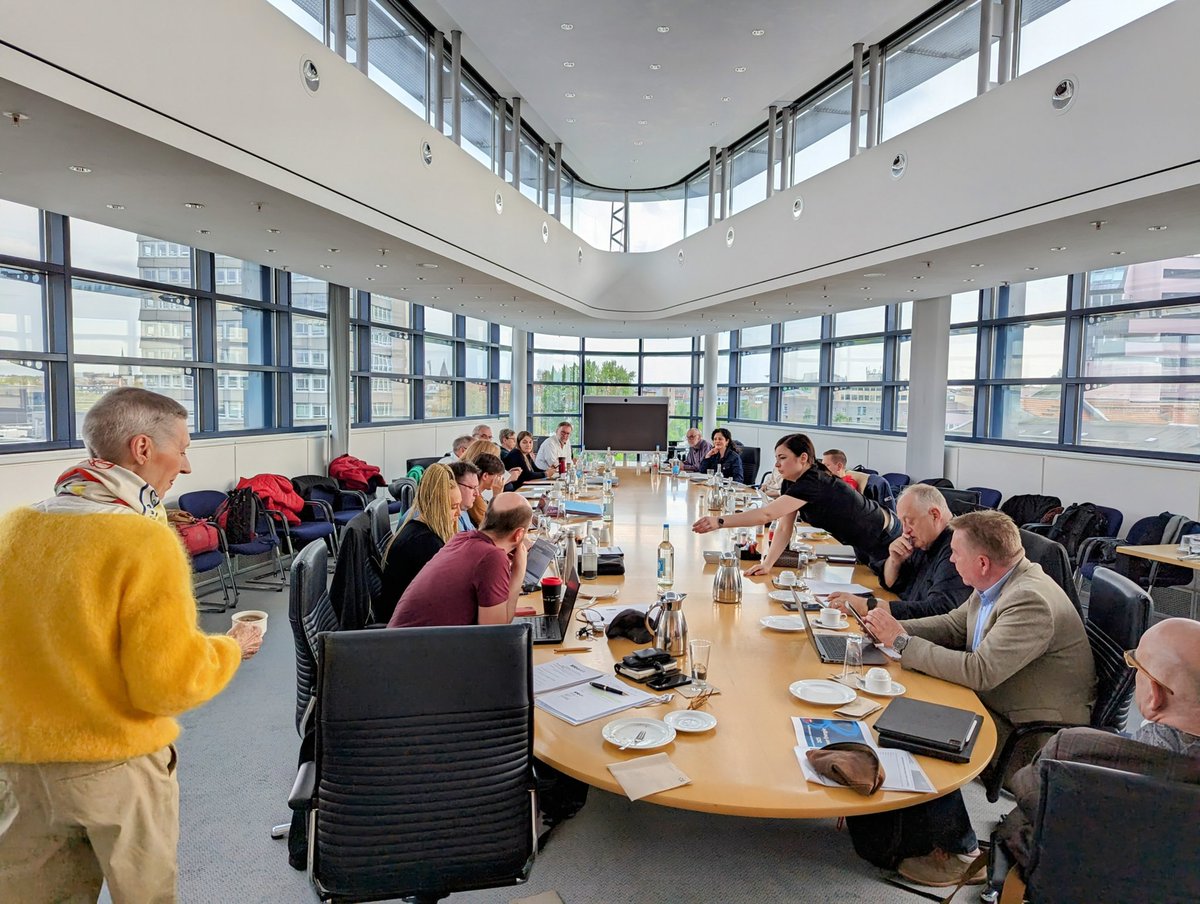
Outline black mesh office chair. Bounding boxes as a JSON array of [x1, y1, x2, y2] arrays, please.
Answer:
[[984, 566, 1152, 802], [1001, 760, 1200, 904], [289, 625, 537, 903]]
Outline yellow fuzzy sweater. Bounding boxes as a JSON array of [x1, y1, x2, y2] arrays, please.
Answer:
[[0, 508, 242, 762]]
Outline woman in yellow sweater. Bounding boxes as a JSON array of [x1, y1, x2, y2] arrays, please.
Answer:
[[0, 387, 262, 904]]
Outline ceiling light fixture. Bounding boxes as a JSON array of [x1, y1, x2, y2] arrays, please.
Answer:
[[417, 262, 439, 269], [656, 25, 670, 33], [565, 117, 576, 123], [864, 272, 885, 278], [912, 275, 924, 280], [564, 91, 576, 98], [106, 203, 125, 210], [68, 165, 92, 174], [734, 66, 747, 73], [328, 248, 339, 253], [376, 263, 388, 269], [752, 28, 766, 37], [266, 249, 276, 253], [1025, 266, 1039, 271], [366, 276, 375, 281], [1049, 245, 1066, 252], [319, 264, 332, 269], [197, 229, 210, 235], [962, 278, 974, 282], [563, 61, 575, 68], [560, 23, 573, 30], [267, 228, 280, 234], [1147, 225, 1168, 231], [1110, 250, 1126, 255], [722, 96, 731, 102], [183, 202, 205, 209], [633, 139, 644, 146], [649, 64, 661, 71], [643, 94, 653, 100], [637, 119, 647, 125], [970, 263, 984, 268]]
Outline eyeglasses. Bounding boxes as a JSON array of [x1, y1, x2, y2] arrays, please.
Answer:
[[1124, 648, 1174, 695], [457, 481, 479, 492]]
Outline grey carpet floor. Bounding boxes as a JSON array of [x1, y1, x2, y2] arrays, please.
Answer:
[[133, 578, 1009, 903]]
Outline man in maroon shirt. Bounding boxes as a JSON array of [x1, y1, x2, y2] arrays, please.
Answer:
[[388, 492, 531, 628]]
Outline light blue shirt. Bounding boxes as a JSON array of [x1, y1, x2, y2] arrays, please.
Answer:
[[458, 511, 474, 532], [971, 564, 1017, 651]]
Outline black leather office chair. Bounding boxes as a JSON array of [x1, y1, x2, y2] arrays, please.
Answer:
[[940, 487, 982, 516], [1018, 528, 1082, 618], [998, 760, 1200, 904], [387, 476, 417, 517], [365, 498, 392, 558], [289, 626, 537, 903], [406, 455, 442, 473], [984, 566, 1151, 802]]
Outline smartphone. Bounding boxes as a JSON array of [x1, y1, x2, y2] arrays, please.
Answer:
[[782, 600, 821, 612], [848, 605, 880, 644], [647, 672, 692, 690]]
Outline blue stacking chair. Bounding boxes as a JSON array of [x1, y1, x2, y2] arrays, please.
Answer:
[[882, 472, 911, 495], [179, 489, 287, 597], [189, 542, 237, 612]]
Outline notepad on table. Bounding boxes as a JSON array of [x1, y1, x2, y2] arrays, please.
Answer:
[[535, 675, 654, 725]]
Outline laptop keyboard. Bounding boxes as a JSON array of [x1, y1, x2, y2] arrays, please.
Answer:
[[817, 634, 847, 660]]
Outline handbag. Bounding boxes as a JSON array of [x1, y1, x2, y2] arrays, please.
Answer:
[[168, 510, 220, 556]]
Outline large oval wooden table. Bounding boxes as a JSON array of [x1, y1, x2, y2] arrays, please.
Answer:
[[526, 469, 996, 818]]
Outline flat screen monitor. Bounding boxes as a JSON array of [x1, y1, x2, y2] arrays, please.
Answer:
[[581, 396, 668, 451]]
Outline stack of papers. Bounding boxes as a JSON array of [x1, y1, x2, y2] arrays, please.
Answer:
[[805, 578, 874, 595], [582, 603, 649, 626], [533, 657, 655, 725], [791, 717, 934, 793]]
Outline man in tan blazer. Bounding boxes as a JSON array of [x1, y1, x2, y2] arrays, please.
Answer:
[[851, 510, 1096, 888]]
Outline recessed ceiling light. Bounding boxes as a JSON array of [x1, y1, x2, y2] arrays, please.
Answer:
[[106, 203, 125, 210], [328, 247, 339, 253], [68, 165, 92, 174], [197, 229, 210, 235], [864, 297, 872, 301], [864, 272, 885, 278], [417, 262, 439, 269], [417, 276, 425, 281], [183, 202, 205, 209], [267, 228, 280, 234], [1110, 250, 1126, 255], [907, 288, 916, 293], [561, 23, 573, 30], [734, 66, 747, 73], [649, 63, 662, 71], [970, 263, 984, 268], [637, 119, 647, 125], [962, 278, 974, 282], [319, 264, 332, 269], [564, 91, 576, 98], [859, 286, 870, 290], [656, 25, 670, 33], [1049, 245, 1066, 252], [709, 121, 718, 126], [565, 117, 576, 123], [1147, 225, 1167, 231], [752, 28, 766, 37], [431, 295, 439, 300], [563, 61, 575, 68], [376, 263, 388, 269], [1025, 266, 1039, 271], [722, 96, 731, 102], [474, 295, 482, 300], [266, 248, 277, 253], [912, 275, 924, 280], [643, 94, 653, 100], [633, 139, 644, 146]]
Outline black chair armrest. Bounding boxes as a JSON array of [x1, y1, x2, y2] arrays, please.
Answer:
[[339, 489, 368, 511], [985, 720, 1084, 802], [288, 760, 316, 810], [1021, 522, 1051, 535], [212, 523, 230, 554], [300, 499, 333, 523], [259, 508, 285, 543], [1076, 535, 1121, 570]]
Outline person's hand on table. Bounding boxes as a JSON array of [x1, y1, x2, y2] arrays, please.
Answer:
[[692, 515, 721, 534], [862, 607, 905, 648], [227, 622, 263, 660], [826, 592, 872, 617], [743, 560, 772, 576]]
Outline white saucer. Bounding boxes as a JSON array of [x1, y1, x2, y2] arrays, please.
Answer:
[[768, 589, 814, 604], [664, 710, 717, 733], [855, 677, 906, 697], [789, 679, 857, 706], [811, 615, 850, 631], [759, 615, 809, 632], [602, 717, 676, 750]]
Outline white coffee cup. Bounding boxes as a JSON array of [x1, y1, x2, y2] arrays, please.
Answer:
[[778, 570, 798, 586], [864, 667, 892, 694], [231, 610, 268, 637], [818, 606, 843, 627]]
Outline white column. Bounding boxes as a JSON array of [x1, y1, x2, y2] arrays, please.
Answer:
[[511, 328, 528, 429], [703, 333, 719, 433], [904, 296, 951, 481], [327, 284, 352, 461]]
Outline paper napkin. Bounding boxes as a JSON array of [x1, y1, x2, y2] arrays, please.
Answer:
[[607, 753, 692, 801]]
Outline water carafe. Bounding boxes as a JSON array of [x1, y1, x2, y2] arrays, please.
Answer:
[[644, 591, 688, 657], [713, 552, 743, 604]]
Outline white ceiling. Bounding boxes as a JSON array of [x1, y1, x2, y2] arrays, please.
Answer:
[[410, 0, 933, 187]]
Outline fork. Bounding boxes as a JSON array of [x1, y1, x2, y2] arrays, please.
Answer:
[[618, 729, 647, 751], [635, 692, 674, 708]]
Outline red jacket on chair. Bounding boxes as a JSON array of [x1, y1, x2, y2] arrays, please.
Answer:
[[329, 454, 385, 493], [236, 474, 304, 525]]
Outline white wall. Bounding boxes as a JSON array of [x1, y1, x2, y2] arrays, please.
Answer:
[[0, 417, 508, 511], [728, 420, 1200, 528]]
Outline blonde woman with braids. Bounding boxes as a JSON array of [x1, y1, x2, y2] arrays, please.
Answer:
[[380, 464, 461, 611]]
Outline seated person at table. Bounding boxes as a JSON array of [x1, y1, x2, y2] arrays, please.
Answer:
[[388, 493, 531, 628], [464, 450, 508, 528], [498, 427, 517, 453], [821, 448, 865, 491], [503, 430, 542, 489], [694, 433, 901, 566], [471, 424, 493, 442], [826, 484, 969, 620], [758, 464, 784, 498], [380, 464, 460, 615], [848, 510, 1095, 887], [679, 427, 712, 472], [437, 434, 472, 464], [534, 421, 573, 476], [448, 460, 481, 532], [995, 618, 1200, 879], [699, 427, 743, 483]]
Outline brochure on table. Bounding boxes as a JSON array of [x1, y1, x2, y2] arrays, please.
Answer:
[[583, 603, 650, 627], [791, 717, 934, 794], [533, 657, 656, 725]]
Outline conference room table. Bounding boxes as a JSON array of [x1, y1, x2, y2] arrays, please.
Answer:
[[523, 469, 997, 818], [1113, 543, 1200, 571]]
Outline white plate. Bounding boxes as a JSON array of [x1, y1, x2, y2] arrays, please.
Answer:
[[855, 677, 906, 697], [687, 473, 711, 482], [759, 615, 809, 632], [601, 717, 676, 750], [768, 589, 813, 604], [789, 679, 857, 706], [664, 710, 717, 733]]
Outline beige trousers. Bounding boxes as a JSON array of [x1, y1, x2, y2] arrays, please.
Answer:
[[0, 745, 179, 904]]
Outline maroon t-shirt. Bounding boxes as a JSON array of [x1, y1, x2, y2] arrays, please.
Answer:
[[387, 530, 512, 627]]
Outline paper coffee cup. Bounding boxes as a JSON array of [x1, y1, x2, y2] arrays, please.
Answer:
[[778, 571, 798, 586], [865, 667, 891, 693], [231, 610, 268, 637], [818, 607, 842, 627]]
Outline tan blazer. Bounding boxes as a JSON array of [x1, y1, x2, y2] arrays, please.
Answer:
[[900, 557, 1096, 752]]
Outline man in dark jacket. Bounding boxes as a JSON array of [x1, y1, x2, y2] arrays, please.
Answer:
[[827, 483, 969, 619]]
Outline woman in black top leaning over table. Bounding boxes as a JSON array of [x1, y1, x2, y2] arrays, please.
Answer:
[[380, 463, 461, 616], [693, 432, 900, 567], [502, 430, 542, 489], [700, 427, 744, 483]]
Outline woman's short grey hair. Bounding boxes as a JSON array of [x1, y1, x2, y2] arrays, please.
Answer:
[[81, 387, 188, 462]]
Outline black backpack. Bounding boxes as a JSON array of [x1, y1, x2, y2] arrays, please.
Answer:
[[216, 488, 258, 545], [1045, 502, 1109, 563], [1001, 494, 1063, 527]]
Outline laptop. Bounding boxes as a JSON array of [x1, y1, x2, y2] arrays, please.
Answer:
[[798, 601, 887, 665], [514, 570, 580, 645], [521, 537, 558, 592]]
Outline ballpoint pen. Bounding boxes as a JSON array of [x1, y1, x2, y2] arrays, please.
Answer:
[[589, 681, 627, 695]]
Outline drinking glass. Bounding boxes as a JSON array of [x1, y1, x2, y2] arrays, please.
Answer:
[[688, 639, 712, 690], [841, 633, 864, 682]]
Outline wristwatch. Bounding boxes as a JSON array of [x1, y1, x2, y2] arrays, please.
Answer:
[[892, 633, 911, 654], [717, 517, 725, 527]]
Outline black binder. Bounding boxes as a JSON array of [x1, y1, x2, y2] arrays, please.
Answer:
[[873, 698, 984, 764]]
